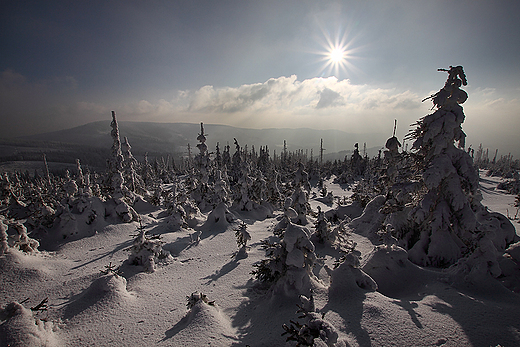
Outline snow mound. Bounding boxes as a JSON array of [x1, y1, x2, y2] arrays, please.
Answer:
[[475, 209, 519, 252], [324, 202, 363, 224], [64, 274, 132, 318], [328, 252, 378, 294], [0, 302, 60, 347], [38, 196, 107, 249], [499, 241, 520, 292], [449, 232, 518, 293], [82, 274, 131, 301], [348, 195, 386, 238], [203, 202, 235, 229], [163, 297, 236, 345], [362, 245, 433, 298]]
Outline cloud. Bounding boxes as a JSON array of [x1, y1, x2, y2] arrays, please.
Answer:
[[161, 75, 424, 135], [3, 70, 517, 157], [47, 75, 425, 137], [178, 75, 420, 115], [316, 88, 344, 109]]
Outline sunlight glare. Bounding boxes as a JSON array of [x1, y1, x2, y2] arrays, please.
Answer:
[[330, 48, 345, 63], [312, 23, 364, 79]]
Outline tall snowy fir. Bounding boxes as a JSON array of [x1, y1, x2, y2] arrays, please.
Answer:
[[108, 111, 125, 196], [397, 66, 517, 269]]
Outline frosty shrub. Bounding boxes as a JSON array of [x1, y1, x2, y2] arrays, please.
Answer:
[[186, 292, 215, 309], [12, 222, 39, 253], [100, 262, 123, 277], [233, 221, 251, 258], [281, 294, 340, 347], [127, 220, 172, 272]]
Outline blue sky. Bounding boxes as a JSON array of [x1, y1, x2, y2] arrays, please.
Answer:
[[1, 0, 519, 156]]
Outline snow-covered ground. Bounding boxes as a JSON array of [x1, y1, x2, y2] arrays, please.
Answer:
[[1, 174, 519, 347]]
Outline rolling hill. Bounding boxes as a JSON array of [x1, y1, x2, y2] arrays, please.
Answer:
[[0, 121, 386, 171]]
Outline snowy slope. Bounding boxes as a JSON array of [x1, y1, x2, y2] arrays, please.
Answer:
[[1, 177, 519, 347]]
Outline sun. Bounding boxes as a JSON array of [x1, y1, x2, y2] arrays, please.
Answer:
[[312, 24, 363, 78], [319, 43, 351, 77], [329, 47, 345, 64]]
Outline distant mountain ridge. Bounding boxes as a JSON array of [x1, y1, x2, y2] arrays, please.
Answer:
[[21, 121, 385, 154], [0, 121, 386, 170]]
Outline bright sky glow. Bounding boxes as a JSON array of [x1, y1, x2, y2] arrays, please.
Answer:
[[1, 0, 520, 157], [330, 48, 345, 63]]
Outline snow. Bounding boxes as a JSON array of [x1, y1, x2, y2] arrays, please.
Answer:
[[1, 174, 519, 347]]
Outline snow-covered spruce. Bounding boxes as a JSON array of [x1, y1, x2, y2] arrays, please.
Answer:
[[0, 218, 9, 255], [273, 197, 298, 235], [127, 221, 172, 272], [204, 201, 234, 228], [235, 165, 255, 211], [291, 185, 310, 225], [282, 294, 344, 347], [252, 220, 318, 296], [104, 111, 138, 223], [211, 169, 231, 206], [107, 110, 125, 196], [233, 221, 251, 258], [313, 206, 335, 245], [376, 66, 518, 270]]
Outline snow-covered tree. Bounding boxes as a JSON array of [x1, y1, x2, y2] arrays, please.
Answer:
[[107, 110, 125, 196], [290, 185, 309, 225], [282, 294, 341, 346], [122, 136, 145, 194], [103, 111, 137, 222], [235, 166, 255, 211], [252, 220, 317, 296], [127, 219, 172, 272], [12, 222, 39, 253], [192, 123, 214, 210], [233, 221, 251, 258], [293, 162, 311, 192], [351, 143, 366, 177], [398, 66, 517, 268], [313, 206, 333, 244], [0, 218, 9, 255], [211, 170, 231, 206]]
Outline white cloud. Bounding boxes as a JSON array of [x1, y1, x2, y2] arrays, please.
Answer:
[[159, 75, 423, 134], [2, 70, 517, 157]]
